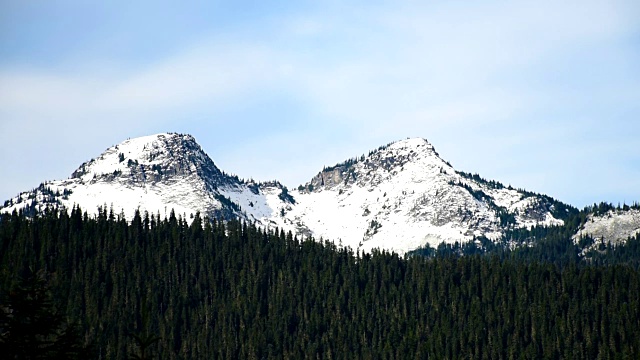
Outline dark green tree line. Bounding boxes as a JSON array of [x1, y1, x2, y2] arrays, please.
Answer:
[[1, 207, 639, 359]]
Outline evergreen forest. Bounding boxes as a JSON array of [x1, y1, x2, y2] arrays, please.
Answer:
[[1, 207, 640, 359]]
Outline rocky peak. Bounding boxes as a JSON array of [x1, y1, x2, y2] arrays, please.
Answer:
[[360, 138, 446, 172], [70, 133, 232, 190], [303, 138, 449, 192]]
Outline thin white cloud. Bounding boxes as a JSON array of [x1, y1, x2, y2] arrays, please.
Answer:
[[2, 0, 635, 126], [97, 45, 278, 112]]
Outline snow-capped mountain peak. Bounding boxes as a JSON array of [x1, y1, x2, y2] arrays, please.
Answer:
[[2, 133, 246, 221], [303, 138, 450, 193], [257, 137, 566, 254], [70, 133, 229, 189]]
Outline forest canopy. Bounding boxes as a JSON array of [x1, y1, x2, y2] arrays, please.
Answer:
[[1, 207, 639, 359]]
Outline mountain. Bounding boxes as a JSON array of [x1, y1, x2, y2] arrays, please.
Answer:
[[264, 138, 567, 254], [3, 133, 245, 220], [2, 133, 636, 255]]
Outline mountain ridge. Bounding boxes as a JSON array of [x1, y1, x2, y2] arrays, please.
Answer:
[[2, 132, 637, 255]]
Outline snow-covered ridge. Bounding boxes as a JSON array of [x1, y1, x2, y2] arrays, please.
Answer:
[[2, 134, 572, 255], [573, 209, 640, 245]]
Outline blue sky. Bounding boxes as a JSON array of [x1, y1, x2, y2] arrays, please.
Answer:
[[1, 0, 639, 208]]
